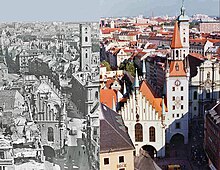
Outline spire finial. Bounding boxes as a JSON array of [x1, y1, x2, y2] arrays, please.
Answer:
[[142, 59, 146, 79], [134, 68, 139, 88], [181, 0, 185, 15]]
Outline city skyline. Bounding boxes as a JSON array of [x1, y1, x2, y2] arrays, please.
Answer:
[[0, 0, 219, 22]]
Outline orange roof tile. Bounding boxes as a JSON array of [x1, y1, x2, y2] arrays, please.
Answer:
[[100, 89, 117, 109], [139, 81, 165, 117], [169, 60, 186, 77], [171, 22, 183, 49]]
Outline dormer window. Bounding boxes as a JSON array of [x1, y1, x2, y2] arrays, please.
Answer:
[[175, 63, 179, 71]]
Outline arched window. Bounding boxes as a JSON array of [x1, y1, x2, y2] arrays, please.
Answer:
[[193, 91, 197, 100], [48, 127, 54, 142], [183, 37, 186, 43], [85, 36, 88, 42], [135, 123, 143, 142], [149, 126, 156, 142], [176, 50, 179, 59]]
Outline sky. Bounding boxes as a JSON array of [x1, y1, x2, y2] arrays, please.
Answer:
[[0, 0, 219, 22]]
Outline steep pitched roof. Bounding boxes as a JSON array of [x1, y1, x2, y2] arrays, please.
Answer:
[[170, 22, 183, 49], [0, 90, 18, 110], [139, 81, 165, 116], [169, 60, 186, 77], [100, 104, 134, 153], [100, 89, 117, 109]]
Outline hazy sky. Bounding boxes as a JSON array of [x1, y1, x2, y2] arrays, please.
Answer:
[[0, 0, 219, 22]]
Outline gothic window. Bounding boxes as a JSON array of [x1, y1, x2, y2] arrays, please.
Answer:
[[149, 126, 156, 142], [193, 91, 197, 100], [85, 36, 88, 42], [48, 127, 54, 142], [135, 123, 143, 142]]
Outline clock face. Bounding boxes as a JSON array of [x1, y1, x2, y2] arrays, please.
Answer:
[[175, 80, 181, 86]]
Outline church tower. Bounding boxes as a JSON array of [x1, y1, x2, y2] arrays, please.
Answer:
[[165, 8, 190, 144], [80, 23, 92, 71], [177, 0, 190, 57]]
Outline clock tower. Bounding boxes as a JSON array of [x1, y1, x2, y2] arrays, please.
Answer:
[[165, 12, 190, 144]]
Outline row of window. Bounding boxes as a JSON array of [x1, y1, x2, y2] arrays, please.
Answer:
[[193, 91, 211, 100], [135, 124, 155, 142], [172, 86, 184, 91], [172, 113, 184, 118], [172, 105, 184, 110], [172, 96, 184, 101], [104, 156, 124, 165]]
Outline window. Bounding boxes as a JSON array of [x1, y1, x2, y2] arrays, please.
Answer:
[[181, 96, 183, 100], [48, 127, 54, 142], [181, 86, 183, 91], [172, 96, 175, 101], [85, 53, 88, 58], [172, 114, 175, 118], [119, 156, 124, 163], [104, 158, 109, 165], [181, 105, 183, 109], [207, 72, 210, 79], [206, 91, 210, 99], [183, 37, 186, 43], [175, 122, 181, 129], [149, 126, 156, 142], [172, 87, 175, 91], [194, 107, 197, 111], [85, 36, 88, 42], [193, 91, 197, 100], [175, 62, 179, 71], [176, 50, 179, 59], [173, 105, 175, 110], [177, 114, 179, 117], [0, 152, 4, 159], [95, 91, 99, 99], [135, 123, 143, 142]]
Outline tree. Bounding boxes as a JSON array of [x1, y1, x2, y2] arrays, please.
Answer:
[[126, 62, 135, 77], [101, 60, 112, 71]]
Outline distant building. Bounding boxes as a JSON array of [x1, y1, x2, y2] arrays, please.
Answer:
[[200, 22, 220, 33], [0, 90, 24, 112], [0, 137, 14, 170], [189, 56, 220, 118], [0, 62, 8, 87], [100, 103, 135, 170], [204, 102, 220, 170], [30, 75, 67, 155]]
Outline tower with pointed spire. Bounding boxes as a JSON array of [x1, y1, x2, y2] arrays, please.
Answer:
[[134, 68, 139, 95], [164, 1, 190, 144]]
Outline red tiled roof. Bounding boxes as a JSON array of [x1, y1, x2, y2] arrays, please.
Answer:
[[100, 89, 117, 109], [139, 81, 166, 117], [171, 22, 183, 49], [169, 60, 186, 77]]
